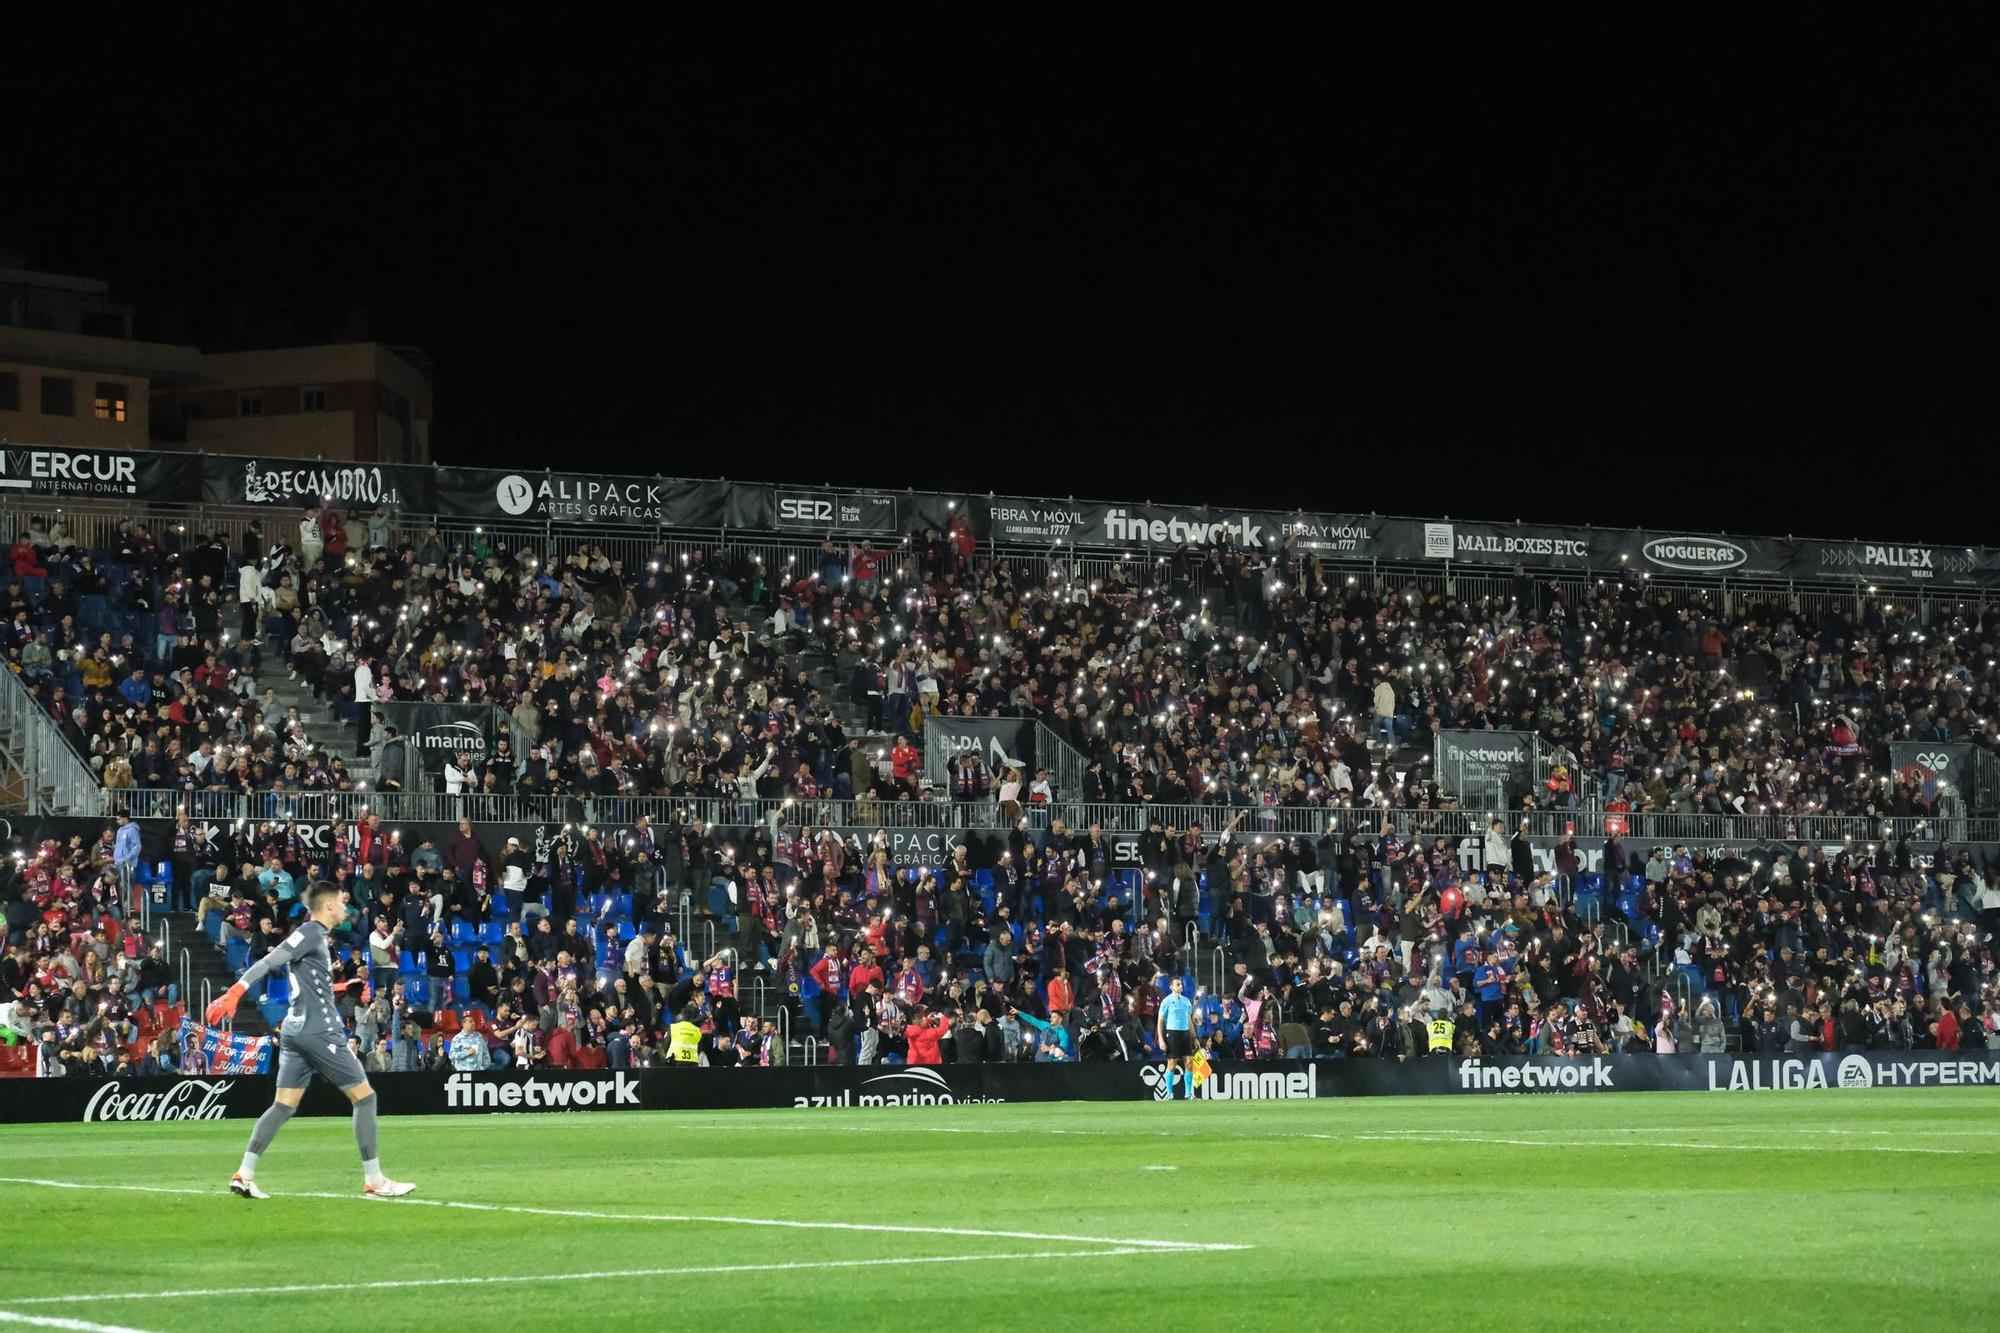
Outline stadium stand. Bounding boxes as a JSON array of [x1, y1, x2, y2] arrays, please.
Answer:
[[4, 495, 1999, 1074]]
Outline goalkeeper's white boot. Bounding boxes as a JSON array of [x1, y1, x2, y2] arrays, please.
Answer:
[[365, 1177, 416, 1198], [229, 1174, 268, 1200]]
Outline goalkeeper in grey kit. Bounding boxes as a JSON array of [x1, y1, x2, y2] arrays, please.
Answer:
[[206, 881, 415, 1200]]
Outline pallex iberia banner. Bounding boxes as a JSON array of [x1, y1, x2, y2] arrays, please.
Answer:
[[9, 1054, 1999, 1123]]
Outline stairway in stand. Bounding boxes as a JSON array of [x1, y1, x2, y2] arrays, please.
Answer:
[[255, 664, 377, 790], [158, 909, 271, 1036]]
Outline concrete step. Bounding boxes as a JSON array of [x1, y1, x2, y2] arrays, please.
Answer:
[[160, 911, 270, 1036]]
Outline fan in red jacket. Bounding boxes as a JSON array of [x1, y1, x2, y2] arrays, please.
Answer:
[[904, 1011, 947, 1065]]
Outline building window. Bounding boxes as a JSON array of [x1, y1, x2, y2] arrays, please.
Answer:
[[93, 382, 128, 422], [0, 371, 18, 412], [301, 385, 327, 412], [238, 391, 264, 417], [41, 376, 75, 416]]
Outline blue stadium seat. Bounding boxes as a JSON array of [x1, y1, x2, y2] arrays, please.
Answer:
[[399, 950, 419, 972], [452, 948, 473, 974], [224, 938, 250, 974], [479, 921, 504, 945]]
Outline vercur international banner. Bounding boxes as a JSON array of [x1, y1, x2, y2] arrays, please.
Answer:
[[0, 444, 197, 501], [381, 702, 502, 773], [200, 456, 435, 510]]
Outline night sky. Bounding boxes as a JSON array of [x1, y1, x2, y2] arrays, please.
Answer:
[[12, 19, 1995, 542]]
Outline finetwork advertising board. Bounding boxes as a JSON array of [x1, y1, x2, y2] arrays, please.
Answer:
[[9, 1054, 2000, 1123]]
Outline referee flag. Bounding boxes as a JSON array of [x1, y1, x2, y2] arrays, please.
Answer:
[[1187, 1047, 1212, 1087]]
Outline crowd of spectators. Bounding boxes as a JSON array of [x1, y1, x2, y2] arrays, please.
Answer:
[[10, 503, 2000, 1078], [11, 789, 1998, 1078], [25, 496, 1999, 830], [0, 819, 184, 1074], [5, 509, 371, 800]]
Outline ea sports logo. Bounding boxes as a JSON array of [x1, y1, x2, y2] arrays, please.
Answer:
[[1836, 1054, 1874, 1088], [495, 475, 536, 516]]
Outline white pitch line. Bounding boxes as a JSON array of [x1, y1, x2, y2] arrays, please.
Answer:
[[0, 1311, 162, 1333], [1353, 1133, 1968, 1155], [8, 1248, 1179, 1307], [0, 1177, 1245, 1253]]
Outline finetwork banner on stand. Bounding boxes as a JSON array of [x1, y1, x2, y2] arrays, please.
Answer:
[[1434, 730, 1537, 808], [921, 717, 1038, 790], [980, 500, 1385, 558], [381, 702, 502, 773]]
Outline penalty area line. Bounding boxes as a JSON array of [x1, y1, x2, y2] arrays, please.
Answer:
[[1353, 1133, 1969, 1155], [0, 1176, 1249, 1257], [10, 1248, 1204, 1306], [0, 1311, 164, 1333]]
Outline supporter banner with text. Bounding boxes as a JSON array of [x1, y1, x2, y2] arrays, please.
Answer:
[[11, 1053, 2000, 1123]]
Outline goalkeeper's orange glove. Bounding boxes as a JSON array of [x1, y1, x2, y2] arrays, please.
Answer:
[[205, 983, 247, 1027]]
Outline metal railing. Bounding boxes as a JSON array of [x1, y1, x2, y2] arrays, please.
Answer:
[[84, 786, 2000, 848], [0, 666, 100, 814]]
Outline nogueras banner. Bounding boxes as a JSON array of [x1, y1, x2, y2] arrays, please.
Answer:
[[11, 440, 2000, 589]]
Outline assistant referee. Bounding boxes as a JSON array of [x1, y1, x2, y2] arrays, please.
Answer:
[[1156, 975, 1195, 1101]]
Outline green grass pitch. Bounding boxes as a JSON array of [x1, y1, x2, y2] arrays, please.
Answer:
[[1, 1089, 1994, 1331]]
